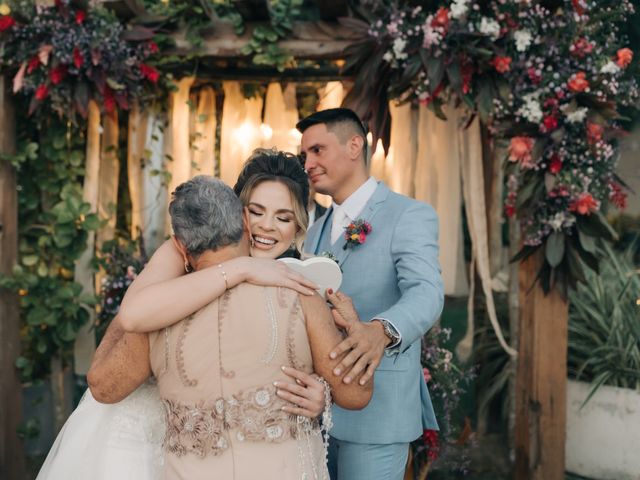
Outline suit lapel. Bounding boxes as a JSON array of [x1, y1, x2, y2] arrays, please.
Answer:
[[307, 206, 333, 255], [334, 182, 390, 266]]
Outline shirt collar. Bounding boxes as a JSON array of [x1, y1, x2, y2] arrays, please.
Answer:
[[332, 177, 378, 221]]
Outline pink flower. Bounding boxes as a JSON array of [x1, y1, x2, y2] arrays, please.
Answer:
[[423, 367, 432, 383], [527, 67, 542, 84], [570, 38, 594, 58], [358, 232, 366, 244], [569, 193, 599, 215], [148, 41, 159, 54], [609, 182, 627, 210], [567, 72, 589, 93], [422, 429, 440, 460], [35, 84, 49, 101], [508, 136, 534, 166]]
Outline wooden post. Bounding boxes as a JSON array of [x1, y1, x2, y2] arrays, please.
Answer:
[[0, 76, 26, 479], [515, 252, 568, 480]]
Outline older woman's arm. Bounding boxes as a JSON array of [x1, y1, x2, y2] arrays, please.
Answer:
[[300, 294, 373, 410], [119, 240, 317, 333], [86, 316, 150, 403]]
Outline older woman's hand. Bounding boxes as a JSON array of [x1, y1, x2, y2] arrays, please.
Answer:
[[275, 367, 328, 418], [241, 257, 318, 296]]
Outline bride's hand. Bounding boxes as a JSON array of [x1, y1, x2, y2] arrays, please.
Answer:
[[275, 367, 328, 418], [239, 257, 318, 295]]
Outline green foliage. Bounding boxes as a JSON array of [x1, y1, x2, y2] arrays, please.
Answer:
[[0, 117, 100, 381], [568, 242, 640, 405]]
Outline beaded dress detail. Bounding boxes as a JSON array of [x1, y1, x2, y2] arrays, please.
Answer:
[[149, 283, 328, 480]]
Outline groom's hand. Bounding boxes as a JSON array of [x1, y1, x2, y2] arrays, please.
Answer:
[[329, 313, 390, 386]]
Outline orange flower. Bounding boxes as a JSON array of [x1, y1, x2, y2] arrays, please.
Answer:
[[567, 72, 589, 92], [586, 121, 603, 144], [569, 193, 599, 215], [508, 136, 535, 167], [616, 48, 633, 68], [491, 56, 512, 74]]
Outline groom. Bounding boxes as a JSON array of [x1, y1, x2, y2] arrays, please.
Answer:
[[298, 108, 444, 480]]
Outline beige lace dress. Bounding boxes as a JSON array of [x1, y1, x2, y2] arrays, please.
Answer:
[[149, 283, 328, 480]]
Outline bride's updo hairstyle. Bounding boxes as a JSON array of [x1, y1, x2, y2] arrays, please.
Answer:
[[233, 148, 309, 253]]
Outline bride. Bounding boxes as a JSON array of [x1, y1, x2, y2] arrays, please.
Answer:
[[37, 149, 357, 479]]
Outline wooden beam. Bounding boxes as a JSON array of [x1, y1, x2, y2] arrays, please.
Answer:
[[0, 76, 25, 480], [515, 251, 568, 480], [170, 20, 362, 59]]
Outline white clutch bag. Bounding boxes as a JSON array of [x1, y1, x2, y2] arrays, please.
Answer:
[[278, 256, 342, 298]]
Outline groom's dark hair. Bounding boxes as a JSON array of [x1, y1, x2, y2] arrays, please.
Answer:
[[296, 108, 368, 163]]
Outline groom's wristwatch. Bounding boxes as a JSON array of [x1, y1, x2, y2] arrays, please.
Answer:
[[372, 319, 401, 349]]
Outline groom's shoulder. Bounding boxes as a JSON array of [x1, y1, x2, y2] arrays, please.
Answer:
[[383, 189, 437, 219]]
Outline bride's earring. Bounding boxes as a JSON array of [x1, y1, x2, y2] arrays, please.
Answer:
[[250, 235, 255, 248], [184, 260, 192, 273]]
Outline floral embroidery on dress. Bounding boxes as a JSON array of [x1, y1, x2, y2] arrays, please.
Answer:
[[176, 316, 197, 387], [162, 384, 319, 458], [217, 291, 235, 379], [286, 295, 306, 371]]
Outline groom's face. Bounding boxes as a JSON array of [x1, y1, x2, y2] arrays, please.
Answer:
[[300, 123, 353, 198]]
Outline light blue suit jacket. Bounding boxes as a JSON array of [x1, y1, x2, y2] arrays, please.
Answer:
[[304, 181, 444, 444]]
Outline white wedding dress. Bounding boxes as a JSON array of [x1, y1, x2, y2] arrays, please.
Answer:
[[36, 381, 165, 480]]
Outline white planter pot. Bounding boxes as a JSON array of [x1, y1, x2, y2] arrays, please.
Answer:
[[566, 379, 640, 480]]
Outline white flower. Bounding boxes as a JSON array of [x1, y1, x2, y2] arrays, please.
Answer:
[[514, 30, 532, 52], [450, 0, 469, 19], [565, 107, 588, 123], [547, 212, 575, 232], [392, 37, 408, 60], [479, 17, 501, 39], [382, 51, 394, 63], [517, 92, 543, 123], [422, 22, 442, 48], [600, 61, 620, 75]]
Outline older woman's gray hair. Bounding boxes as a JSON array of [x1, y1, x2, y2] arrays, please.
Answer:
[[169, 175, 244, 256]]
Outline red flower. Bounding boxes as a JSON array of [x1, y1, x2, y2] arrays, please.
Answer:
[[461, 63, 473, 94], [423, 367, 432, 383], [27, 56, 40, 74], [572, 0, 586, 15], [508, 136, 535, 167], [73, 47, 84, 69], [609, 182, 627, 210], [140, 63, 159, 83], [422, 429, 440, 461], [431, 7, 450, 31], [569, 193, 599, 215], [504, 204, 516, 218], [75, 10, 86, 24], [358, 232, 366, 244], [103, 86, 115, 113], [586, 122, 603, 144], [616, 48, 633, 68], [49, 65, 67, 85], [570, 38, 594, 58], [35, 84, 49, 101], [549, 185, 570, 198], [0, 15, 15, 32], [567, 72, 589, 93], [491, 56, 512, 74], [148, 41, 159, 54], [527, 67, 542, 84], [549, 154, 563, 174], [419, 82, 444, 106], [543, 115, 558, 132]]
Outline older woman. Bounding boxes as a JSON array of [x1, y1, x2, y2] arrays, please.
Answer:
[[104, 176, 371, 479]]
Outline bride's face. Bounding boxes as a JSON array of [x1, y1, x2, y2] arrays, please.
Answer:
[[246, 180, 298, 259]]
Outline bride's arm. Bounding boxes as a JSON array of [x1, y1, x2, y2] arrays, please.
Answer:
[[119, 240, 318, 333], [300, 294, 373, 410]]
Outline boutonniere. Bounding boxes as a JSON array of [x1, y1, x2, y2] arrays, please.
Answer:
[[343, 219, 372, 250], [320, 251, 339, 263]]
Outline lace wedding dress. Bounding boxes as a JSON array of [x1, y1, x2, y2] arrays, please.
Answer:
[[36, 381, 165, 480]]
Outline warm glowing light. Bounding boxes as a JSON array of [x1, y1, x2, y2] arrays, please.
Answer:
[[366, 132, 373, 144], [234, 122, 256, 141], [289, 128, 302, 143], [260, 123, 273, 141], [636, 298, 640, 306]]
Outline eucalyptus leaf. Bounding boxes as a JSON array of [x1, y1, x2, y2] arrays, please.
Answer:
[[545, 231, 565, 267]]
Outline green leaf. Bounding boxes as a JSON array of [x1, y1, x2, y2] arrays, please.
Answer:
[[426, 57, 445, 93], [22, 255, 39, 267], [82, 214, 101, 231], [476, 80, 494, 122], [545, 231, 565, 267]]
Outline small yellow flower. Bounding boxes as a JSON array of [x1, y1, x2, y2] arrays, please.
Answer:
[[0, 4, 11, 16], [18, 289, 28, 296], [350, 233, 359, 241]]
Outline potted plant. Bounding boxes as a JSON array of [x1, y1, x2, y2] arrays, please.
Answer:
[[566, 242, 640, 480]]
